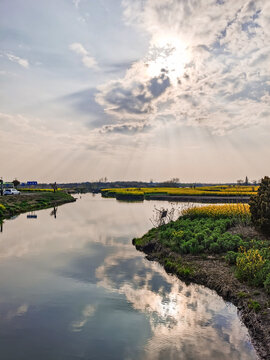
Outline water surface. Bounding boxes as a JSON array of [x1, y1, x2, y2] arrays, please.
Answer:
[[0, 194, 257, 359]]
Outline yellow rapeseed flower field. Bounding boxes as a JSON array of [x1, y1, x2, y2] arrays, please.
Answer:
[[101, 185, 257, 198], [182, 204, 250, 218]]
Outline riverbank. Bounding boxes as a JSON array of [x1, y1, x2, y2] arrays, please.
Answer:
[[0, 191, 76, 220], [101, 185, 255, 203], [143, 194, 250, 203], [102, 192, 250, 203], [133, 205, 270, 360]]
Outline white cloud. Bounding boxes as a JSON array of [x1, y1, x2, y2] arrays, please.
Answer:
[[71, 304, 96, 332], [6, 304, 29, 320], [69, 42, 97, 69], [95, 0, 270, 135], [5, 53, 29, 68], [95, 247, 256, 360], [73, 0, 81, 9]]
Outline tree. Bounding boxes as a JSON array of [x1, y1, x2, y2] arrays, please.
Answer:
[[245, 176, 249, 185], [12, 179, 20, 188], [249, 176, 270, 234], [160, 178, 180, 187]]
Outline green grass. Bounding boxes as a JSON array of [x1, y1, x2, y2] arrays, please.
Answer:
[[163, 257, 194, 278], [0, 191, 74, 219], [134, 216, 244, 255], [237, 291, 250, 298], [133, 205, 270, 293], [248, 300, 261, 312]]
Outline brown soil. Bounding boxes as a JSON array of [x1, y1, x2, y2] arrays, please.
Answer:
[[134, 239, 270, 360], [229, 224, 270, 241]]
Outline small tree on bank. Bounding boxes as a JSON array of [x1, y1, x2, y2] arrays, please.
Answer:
[[12, 179, 20, 188], [150, 204, 179, 228], [250, 176, 270, 234]]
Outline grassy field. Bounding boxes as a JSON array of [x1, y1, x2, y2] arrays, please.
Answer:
[[0, 191, 75, 219], [101, 185, 258, 200]]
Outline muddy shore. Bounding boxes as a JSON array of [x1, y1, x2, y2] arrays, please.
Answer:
[[133, 238, 270, 360]]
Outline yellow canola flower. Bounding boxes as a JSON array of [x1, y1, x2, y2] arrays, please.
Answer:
[[182, 204, 250, 218], [101, 185, 257, 197]]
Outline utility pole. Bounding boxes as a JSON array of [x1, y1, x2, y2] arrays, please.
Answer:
[[50, 182, 57, 193], [0, 178, 3, 196]]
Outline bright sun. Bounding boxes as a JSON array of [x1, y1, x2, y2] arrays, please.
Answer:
[[145, 36, 189, 85]]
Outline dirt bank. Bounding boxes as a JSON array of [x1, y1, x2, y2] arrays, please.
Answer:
[[133, 238, 270, 360]]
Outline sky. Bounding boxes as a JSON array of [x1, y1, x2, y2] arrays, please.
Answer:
[[0, 0, 269, 183]]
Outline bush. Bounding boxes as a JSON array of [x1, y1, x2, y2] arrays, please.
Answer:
[[236, 248, 266, 283], [264, 274, 270, 294], [225, 251, 238, 265], [254, 262, 270, 287], [0, 204, 6, 217], [250, 176, 270, 234]]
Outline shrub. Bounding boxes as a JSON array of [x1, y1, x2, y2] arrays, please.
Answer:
[[236, 248, 266, 283], [250, 176, 270, 234], [225, 251, 238, 265], [209, 242, 220, 253], [264, 273, 270, 294], [0, 204, 6, 217]]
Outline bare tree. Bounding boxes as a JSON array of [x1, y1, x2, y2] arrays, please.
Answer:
[[150, 203, 179, 227]]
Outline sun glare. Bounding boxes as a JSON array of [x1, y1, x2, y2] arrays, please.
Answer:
[[146, 35, 189, 85]]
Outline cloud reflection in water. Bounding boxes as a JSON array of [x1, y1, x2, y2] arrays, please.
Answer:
[[96, 249, 256, 360]]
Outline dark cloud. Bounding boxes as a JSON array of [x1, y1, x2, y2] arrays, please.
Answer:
[[100, 122, 151, 135], [97, 73, 171, 118]]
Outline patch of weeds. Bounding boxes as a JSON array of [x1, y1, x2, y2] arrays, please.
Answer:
[[237, 291, 250, 298], [248, 299, 261, 313], [176, 264, 194, 277]]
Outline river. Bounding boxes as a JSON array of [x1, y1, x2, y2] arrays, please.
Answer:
[[0, 194, 257, 360]]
